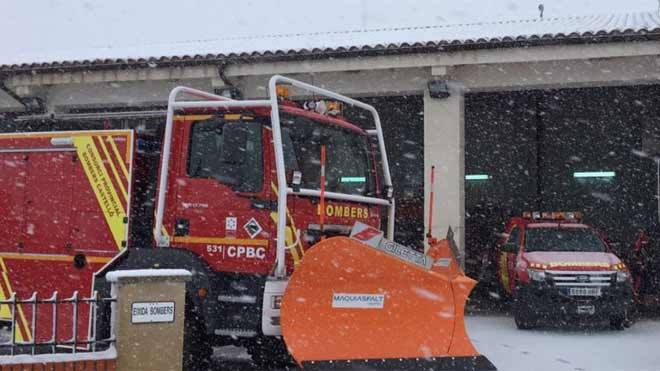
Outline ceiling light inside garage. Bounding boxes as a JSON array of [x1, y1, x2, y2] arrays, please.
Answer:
[[465, 174, 491, 181], [573, 171, 616, 178]]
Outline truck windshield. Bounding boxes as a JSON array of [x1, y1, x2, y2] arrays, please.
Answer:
[[525, 228, 606, 252], [280, 113, 375, 196]]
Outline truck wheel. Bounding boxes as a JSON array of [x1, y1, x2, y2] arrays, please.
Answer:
[[513, 296, 536, 329], [183, 301, 213, 370], [247, 336, 294, 367]]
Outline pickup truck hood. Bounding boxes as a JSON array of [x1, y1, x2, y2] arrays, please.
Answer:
[[523, 251, 620, 270]]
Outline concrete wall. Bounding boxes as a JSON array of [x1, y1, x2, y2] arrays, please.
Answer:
[[0, 89, 23, 113]]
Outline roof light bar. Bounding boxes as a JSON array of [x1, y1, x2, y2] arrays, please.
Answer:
[[522, 211, 583, 220], [573, 171, 615, 178], [465, 174, 491, 181]]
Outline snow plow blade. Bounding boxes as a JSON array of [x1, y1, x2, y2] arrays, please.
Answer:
[[281, 223, 496, 370]]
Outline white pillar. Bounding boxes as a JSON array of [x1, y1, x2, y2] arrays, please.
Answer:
[[423, 81, 465, 264]]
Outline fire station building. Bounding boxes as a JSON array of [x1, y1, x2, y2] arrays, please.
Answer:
[[2, 12, 660, 274]]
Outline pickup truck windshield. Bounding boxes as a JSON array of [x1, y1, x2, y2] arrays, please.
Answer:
[[280, 113, 374, 196], [525, 228, 606, 252]]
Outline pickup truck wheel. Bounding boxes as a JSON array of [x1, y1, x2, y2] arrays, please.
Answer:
[[514, 312, 537, 330], [513, 295, 537, 330]]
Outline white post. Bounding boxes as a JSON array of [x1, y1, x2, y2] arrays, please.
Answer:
[[267, 77, 290, 278], [423, 80, 466, 265], [656, 157, 659, 223]]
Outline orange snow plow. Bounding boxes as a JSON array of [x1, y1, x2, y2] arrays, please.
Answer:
[[281, 222, 496, 370]]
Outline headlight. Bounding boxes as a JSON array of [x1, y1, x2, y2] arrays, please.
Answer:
[[611, 263, 630, 283], [616, 270, 629, 283], [527, 269, 546, 281]]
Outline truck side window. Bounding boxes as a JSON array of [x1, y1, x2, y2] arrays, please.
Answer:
[[508, 227, 520, 244], [188, 119, 263, 193], [503, 227, 520, 253]]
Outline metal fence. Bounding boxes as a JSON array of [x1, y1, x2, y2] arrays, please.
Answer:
[[0, 291, 115, 356]]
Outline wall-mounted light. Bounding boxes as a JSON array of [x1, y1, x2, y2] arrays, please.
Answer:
[[465, 174, 492, 181], [427, 80, 451, 99], [573, 171, 616, 178], [214, 87, 243, 100]]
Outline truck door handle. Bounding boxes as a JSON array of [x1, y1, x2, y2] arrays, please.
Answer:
[[175, 218, 190, 236]]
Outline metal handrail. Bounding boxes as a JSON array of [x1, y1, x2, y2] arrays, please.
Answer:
[[267, 75, 394, 277], [153, 76, 395, 278]]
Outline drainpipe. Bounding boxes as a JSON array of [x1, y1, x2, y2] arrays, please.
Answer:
[[215, 63, 243, 100]]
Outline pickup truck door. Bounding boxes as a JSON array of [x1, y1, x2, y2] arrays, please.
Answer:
[[498, 226, 520, 294]]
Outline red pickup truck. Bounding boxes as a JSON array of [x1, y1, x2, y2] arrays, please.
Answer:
[[494, 212, 634, 330]]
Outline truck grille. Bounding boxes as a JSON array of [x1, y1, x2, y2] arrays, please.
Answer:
[[546, 270, 615, 287]]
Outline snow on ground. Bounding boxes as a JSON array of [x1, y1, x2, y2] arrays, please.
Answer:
[[466, 315, 660, 371]]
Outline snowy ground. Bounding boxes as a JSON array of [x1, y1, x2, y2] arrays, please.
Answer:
[[212, 315, 660, 371], [467, 315, 660, 371]]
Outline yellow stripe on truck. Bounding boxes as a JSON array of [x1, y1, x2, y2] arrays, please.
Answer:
[[0, 276, 11, 319], [499, 252, 511, 294], [269, 212, 301, 266], [97, 136, 128, 200], [0, 253, 112, 264], [0, 258, 32, 342], [172, 236, 268, 246], [73, 136, 127, 250], [270, 183, 306, 262], [107, 136, 129, 177]]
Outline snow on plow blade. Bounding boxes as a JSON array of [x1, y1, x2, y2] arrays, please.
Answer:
[[281, 222, 496, 370]]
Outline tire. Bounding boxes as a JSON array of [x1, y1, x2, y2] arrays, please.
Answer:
[[513, 295, 537, 330], [514, 312, 537, 330], [183, 300, 213, 371], [247, 336, 295, 368]]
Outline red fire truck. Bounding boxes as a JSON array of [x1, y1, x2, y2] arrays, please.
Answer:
[[0, 76, 395, 365], [494, 212, 634, 330]]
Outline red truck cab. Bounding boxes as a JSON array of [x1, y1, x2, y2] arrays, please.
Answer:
[[496, 211, 634, 329]]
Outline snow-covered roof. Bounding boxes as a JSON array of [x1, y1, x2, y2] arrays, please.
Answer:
[[2, 11, 660, 74]]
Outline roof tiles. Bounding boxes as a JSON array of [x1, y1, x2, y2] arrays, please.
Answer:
[[2, 12, 660, 73]]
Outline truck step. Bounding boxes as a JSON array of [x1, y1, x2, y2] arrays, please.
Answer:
[[218, 294, 257, 304], [214, 328, 258, 338]]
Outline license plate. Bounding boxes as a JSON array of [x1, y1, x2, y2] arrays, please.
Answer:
[[569, 287, 601, 296], [577, 305, 595, 315]]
